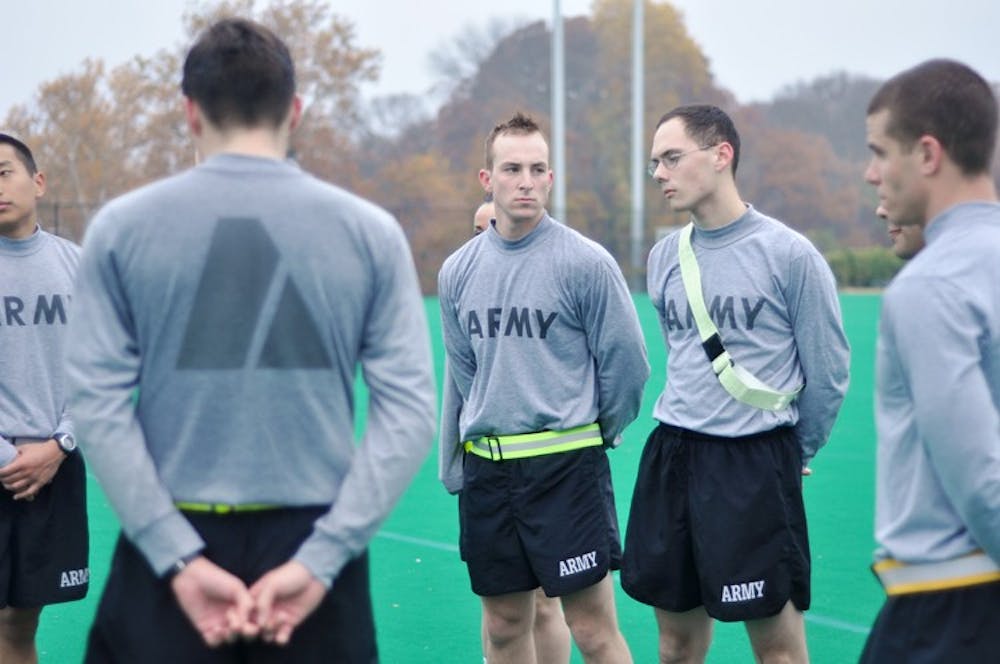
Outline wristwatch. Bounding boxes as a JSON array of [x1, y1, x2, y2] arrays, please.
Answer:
[[166, 551, 202, 580], [54, 433, 77, 455]]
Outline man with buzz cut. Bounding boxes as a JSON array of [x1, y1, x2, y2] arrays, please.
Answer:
[[0, 131, 89, 664], [438, 112, 649, 664], [860, 58, 1000, 663], [623, 104, 849, 664], [65, 17, 435, 663], [442, 195, 573, 664]]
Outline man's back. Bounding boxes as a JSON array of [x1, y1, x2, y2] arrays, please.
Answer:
[[69, 152, 435, 575]]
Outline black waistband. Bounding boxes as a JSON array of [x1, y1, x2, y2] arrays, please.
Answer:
[[657, 422, 793, 444]]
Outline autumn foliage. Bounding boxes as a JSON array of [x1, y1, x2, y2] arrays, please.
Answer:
[[5, 0, 997, 291]]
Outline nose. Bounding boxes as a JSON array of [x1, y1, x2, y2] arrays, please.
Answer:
[[652, 161, 668, 183], [863, 158, 879, 186]]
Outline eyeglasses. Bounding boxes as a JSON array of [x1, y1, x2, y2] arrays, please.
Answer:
[[647, 145, 716, 178]]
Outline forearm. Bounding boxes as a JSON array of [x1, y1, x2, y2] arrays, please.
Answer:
[[438, 367, 464, 493]]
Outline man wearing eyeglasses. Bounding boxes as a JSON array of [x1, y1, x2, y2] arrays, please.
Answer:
[[621, 104, 849, 663]]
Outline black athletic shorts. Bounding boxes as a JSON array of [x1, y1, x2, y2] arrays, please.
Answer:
[[0, 450, 88, 608], [621, 423, 809, 621], [459, 445, 622, 597], [859, 581, 1000, 663], [85, 507, 377, 664]]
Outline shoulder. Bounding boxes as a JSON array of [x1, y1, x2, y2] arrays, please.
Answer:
[[549, 222, 620, 274], [749, 209, 820, 257], [41, 230, 81, 257], [439, 234, 486, 289], [649, 227, 681, 261], [29, 230, 82, 273], [86, 170, 190, 240], [299, 172, 400, 232]]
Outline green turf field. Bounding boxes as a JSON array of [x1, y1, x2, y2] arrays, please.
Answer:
[[38, 293, 885, 663]]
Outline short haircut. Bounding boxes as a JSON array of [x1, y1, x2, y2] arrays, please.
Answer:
[[867, 59, 998, 175], [656, 104, 741, 176], [181, 18, 296, 130], [484, 112, 546, 170], [0, 132, 38, 174]]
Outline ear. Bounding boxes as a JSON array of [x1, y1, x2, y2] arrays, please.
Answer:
[[714, 142, 735, 173], [479, 168, 492, 193], [184, 97, 202, 136], [917, 135, 944, 175], [32, 171, 46, 199], [287, 95, 303, 131], [546, 169, 554, 192]]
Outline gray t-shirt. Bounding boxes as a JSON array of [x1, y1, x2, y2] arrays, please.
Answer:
[[647, 206, 849, 464], [438, 215, 649, 492], [0, 226, 78, 444], [66, 154, 436, 585], [875, 201, 1000, 564]]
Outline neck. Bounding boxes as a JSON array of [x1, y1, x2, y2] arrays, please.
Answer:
[[0, 219, 38, 240], [195, 125, 290, 161], [925, 173, 998, 226], [691, 183, 746, 230], [495, 212, 544, 241]]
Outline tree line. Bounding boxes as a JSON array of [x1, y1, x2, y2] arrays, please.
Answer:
[[5, 0, 998, 292]]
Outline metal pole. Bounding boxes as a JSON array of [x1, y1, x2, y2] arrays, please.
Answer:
[[629, 0, 645, 290], [551, 0, 566, 223]]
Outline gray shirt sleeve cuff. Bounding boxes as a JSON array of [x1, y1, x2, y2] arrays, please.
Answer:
[[132, 509, 205, 577]]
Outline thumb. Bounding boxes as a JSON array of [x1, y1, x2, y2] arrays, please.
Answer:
[[228, 585, 255, 636], [250, 576, 276, 628]]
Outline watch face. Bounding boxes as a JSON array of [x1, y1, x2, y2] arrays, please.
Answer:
[[57, 434, 76, 453]]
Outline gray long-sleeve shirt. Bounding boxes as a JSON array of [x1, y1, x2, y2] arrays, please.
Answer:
[[0, 227, 78, 440], [66, 154, 436, 585], [437, 215, 649, 492], [875, 202, 1000, 564], [647, 206, 849, 464]]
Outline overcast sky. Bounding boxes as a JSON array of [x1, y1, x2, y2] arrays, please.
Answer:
[[5, 0, 1000, 120]]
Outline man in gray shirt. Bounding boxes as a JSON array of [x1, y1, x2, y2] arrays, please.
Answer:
[[439, 113, 649, 664], [860, 58, 1000, 663], [622, 105, 849, 664], [443, 197, 573, 664], [66, 18, 435, 662], [0, 132, 88, 664]]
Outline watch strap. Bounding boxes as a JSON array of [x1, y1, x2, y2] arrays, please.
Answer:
[[166, 551, 202, 580]]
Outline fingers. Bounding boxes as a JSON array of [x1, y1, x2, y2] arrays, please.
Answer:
[[273, 618, 295, 646], [257, 609, 294, 645], [249, 577, 275, 631], [180, 562, 322, 648], [11, 479, 39, 500], [239, 606, 261, 640], [249, 575, 297, 645], [228, 585, 256, 639], [201, 623, 229, 648]]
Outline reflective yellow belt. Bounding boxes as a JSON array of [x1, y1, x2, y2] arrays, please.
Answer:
[[176, 502, 281, 514], [872, 551, 1000, 596], [463, 423, 603, 461]]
